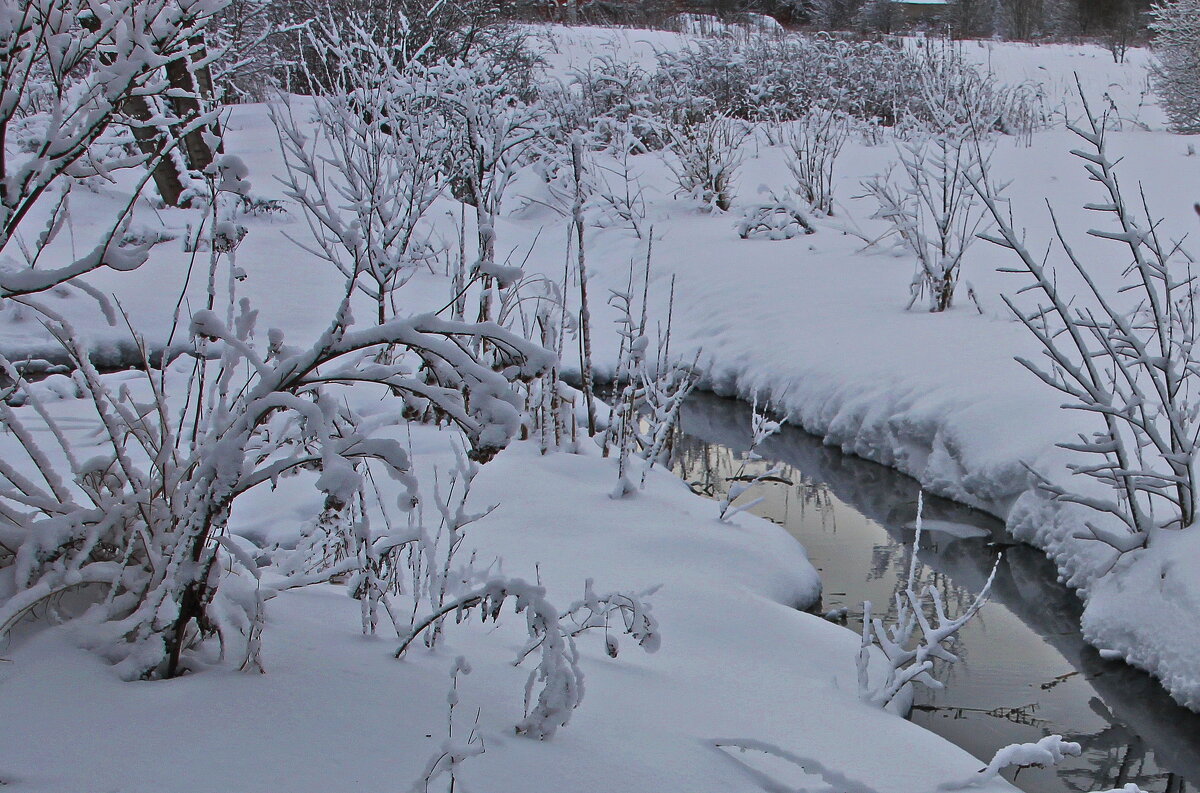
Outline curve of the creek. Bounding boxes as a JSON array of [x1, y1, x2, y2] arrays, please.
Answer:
[[672, 391, 1200, 793]]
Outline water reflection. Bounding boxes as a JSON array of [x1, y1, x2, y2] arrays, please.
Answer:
[[672, 392, 1200, 793]]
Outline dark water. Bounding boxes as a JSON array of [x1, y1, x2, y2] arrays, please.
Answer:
[[673, 391, 1200, 793]]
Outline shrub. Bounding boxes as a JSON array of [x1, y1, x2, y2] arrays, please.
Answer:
[[668, 117, 746, 212], [651, 33, 1048, 136], [861, 129, 992, 313], [785, 108, 850, 215]]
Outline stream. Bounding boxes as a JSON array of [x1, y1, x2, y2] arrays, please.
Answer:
[[672, 392, 1200, 793]]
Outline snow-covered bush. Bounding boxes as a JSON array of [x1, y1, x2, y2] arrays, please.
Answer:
[[857, 493, 997, 709], [861, 130, 993, 312], [602, 249, 698, 497], [970, 93, 1200, 551], [397, 576, 660, 739], [785, 108, 850, 216], [285, 0, 536, 97], [1150, 0, 1200, 133], [1, 13, 555, 672], [912, 39, 1049, 144], [591, 145, 651, 239], [273, 21, 455, 325], [566, 55, 672, 152], [653, 33, 1047, 138], [0, 281, 552, 678], [668, 116, 746, 212], [654, 34, 921, 125], [736, 189, 817, 239]]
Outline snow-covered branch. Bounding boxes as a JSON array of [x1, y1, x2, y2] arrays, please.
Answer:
[[857, 492, 998, 709], [970, 86, 1200, 547]]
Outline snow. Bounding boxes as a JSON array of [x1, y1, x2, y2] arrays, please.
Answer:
[[517, 28, 1199, 711], [3, 17, 1200, 793], [0, 424, 1020, 793]]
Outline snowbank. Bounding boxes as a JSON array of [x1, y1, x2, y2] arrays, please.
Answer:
[[0, 427, 1019, 793]]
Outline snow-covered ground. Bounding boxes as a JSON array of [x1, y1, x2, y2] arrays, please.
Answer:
[[0, 416, 1022, 793], [2, 20, 1198, 793], [523, 26, 1200, 712]]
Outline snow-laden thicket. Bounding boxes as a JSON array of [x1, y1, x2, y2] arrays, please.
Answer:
[[0, 4, 669, 732], [0, 10, 990, 774], [0, 1, 590, 689], [589, 32, 1048, 134], [501, 24, 1200, 719]]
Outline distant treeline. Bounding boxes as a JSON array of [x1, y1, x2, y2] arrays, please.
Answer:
[[506, 0, 1154, 43]]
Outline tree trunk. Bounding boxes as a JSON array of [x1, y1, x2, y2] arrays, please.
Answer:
[[79, 13, 188, 207], [572, 140, 598, 437], [165, 53, 216, 175]]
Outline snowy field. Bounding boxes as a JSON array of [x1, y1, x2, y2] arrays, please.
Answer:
[[1, 16, 1198, 793]]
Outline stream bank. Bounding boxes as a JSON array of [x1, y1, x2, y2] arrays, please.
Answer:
[[673, 391, 1200, 793]]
